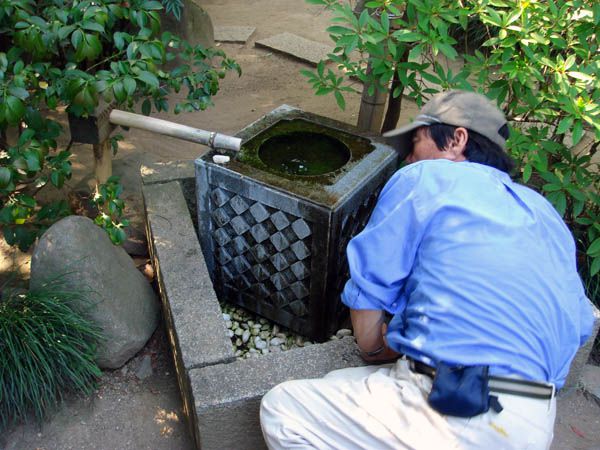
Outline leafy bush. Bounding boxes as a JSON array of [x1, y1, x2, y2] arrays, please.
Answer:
[[93, 175, 129, 245], [0, 0, 240, 251], [0, 279, 102, 431], [304, 0, 600, 288]]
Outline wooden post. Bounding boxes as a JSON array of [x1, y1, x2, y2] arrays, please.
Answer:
[[356, 62, 389, 133], [93, 140, 112, 185]]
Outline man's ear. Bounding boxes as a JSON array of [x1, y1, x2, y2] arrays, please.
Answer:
[[446, 127, 468, 160]]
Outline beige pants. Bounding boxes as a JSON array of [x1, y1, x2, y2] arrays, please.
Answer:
[[260, 360, 556, 449]]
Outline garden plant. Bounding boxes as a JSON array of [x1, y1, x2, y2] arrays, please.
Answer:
[[0, 0, 240, 250], [0, 277, 103, 431], [304, 0, 600, 299]]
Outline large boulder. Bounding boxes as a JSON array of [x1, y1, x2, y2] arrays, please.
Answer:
[[30, 216, 159, 369], [161, 0, 214, 49]]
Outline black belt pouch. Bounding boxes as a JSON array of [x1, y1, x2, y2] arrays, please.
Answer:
[[427, 362, 501, 418]]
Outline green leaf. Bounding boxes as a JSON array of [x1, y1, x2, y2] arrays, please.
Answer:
[[141, 98, 151, 116], [58, 25, 76, 40], [392, 30, 421, 43], [334, 90, 346, 110], [112, 81, 126, 103], [8, 86, 29, 100], [123, 77, 136, 96], [522, 164, 532, 183], [50, 171, 65, 188], [588, 238, 600, 257], [137, 70, 159, 89], [0, 167, 12, 188], [547, 191, 567, 217], [142, 1, 164, 10], [18, 195, 36, 208], [24, 149, 42, 172], [556, 117, 573, 135], [437, 43, 458, 60], [71, 29, 83, 49], [18, 128, 35, 146], [566, 71, 593, 82], [82, 21, 104, 33], [572, 121, 584, 146], [5, 96, 25, 125], [590, 257, 600, 277]]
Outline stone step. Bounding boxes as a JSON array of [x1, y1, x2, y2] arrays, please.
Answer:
[[214, 26, 256, 44], [255, 32, 331, 65]]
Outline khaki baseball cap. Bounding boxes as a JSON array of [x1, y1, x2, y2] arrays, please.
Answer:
[[383, 90, 508, 158]]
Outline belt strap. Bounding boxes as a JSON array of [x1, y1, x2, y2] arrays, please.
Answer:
[[409, 359, 555, 400]]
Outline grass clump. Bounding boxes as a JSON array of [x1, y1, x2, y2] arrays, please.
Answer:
[[0, 279, 102, 431]]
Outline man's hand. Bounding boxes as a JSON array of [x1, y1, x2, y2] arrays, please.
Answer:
[[351, 309, 400, 363]]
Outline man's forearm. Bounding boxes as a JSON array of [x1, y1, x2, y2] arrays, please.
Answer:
[[351, 309, 400, 363], [351, 309, 385, 353]]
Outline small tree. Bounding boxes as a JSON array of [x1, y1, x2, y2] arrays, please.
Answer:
[[304, 0, 600, 284], [0, 0, 240, 250]]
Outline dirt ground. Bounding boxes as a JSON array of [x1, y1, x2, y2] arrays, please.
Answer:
[[1, 1, 600, 449]]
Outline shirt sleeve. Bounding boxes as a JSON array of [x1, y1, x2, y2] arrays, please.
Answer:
[[578, 296, 595, 347], [341, 166, 430, 313]]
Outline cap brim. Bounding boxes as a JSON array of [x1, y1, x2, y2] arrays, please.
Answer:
[[382, 120, 428, 161], [382, 120, 429, 138]]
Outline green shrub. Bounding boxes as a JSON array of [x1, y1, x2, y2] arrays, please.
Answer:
[[0, 279, 102, 431], [0, 0, 240, 251], [304, 0, 600, 294]]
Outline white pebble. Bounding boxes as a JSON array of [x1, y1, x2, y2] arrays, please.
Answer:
[[259, 331, 270, 339], [272, 325, 280, 335], [269, 337, 284, 346], [261, 348, 269, 354], [228, 330, 234, 338], [234, 328, 244, 336], [255, 340, 267, 350], [222, 313, 231, 321], [242, 330, 250, 343], [225, 321, 232, 329], [336, 328, 353, 338]]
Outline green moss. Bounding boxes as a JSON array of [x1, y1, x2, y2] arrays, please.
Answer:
[[204, 118, 376, 206]]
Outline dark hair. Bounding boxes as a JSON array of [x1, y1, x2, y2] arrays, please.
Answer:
[[424, 123, 514, 174]]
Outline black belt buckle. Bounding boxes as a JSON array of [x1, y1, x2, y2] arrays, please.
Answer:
[[408, 358, 435, 378]]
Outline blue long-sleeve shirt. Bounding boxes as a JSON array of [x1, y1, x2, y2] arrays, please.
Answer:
[[342, 160, 593, 389]]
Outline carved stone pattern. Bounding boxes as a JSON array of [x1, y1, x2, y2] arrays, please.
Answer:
[[333, 185, 384, 322], [209, 186, 312, 318]]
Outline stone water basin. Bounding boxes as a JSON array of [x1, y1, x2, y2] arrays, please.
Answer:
[[141, 105, 398, 449]]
